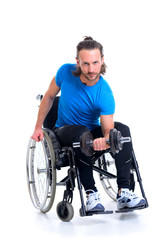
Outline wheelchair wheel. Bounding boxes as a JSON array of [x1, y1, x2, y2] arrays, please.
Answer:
[[26, 129, 56, 213], [98, 153, 117, 201], [56, 201, 74, 222]]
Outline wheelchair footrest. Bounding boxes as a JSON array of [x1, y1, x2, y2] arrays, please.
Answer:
[[115, 204, 147, 213], [86, 210, 113, 216]]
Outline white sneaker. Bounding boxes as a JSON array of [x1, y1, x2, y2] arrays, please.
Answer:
[[86, 190, 105, 212], [117, 188, 146, 210]]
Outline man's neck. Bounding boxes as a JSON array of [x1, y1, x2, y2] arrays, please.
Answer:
[[80, 74, 100, 86]]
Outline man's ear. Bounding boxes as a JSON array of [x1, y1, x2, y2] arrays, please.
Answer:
[[76, 57, 80, 66]]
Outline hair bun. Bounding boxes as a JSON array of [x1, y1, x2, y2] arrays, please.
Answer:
[[84, 36, 93, 41]]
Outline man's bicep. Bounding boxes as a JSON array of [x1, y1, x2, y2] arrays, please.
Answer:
[[46, 76, 61, 99]]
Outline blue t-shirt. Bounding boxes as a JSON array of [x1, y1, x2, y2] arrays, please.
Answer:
[[55, 63, 115, 131]]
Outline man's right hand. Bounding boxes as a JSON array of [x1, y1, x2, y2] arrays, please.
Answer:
[[31, 127, 44, 142]]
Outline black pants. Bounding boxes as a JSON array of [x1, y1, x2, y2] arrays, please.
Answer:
[[54, 122, 133, 191]]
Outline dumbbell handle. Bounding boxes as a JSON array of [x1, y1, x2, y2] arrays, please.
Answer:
[[73, 137, 131, 149], [73, 129, 132, 156]]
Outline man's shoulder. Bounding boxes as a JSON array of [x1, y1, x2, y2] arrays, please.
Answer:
[[56, 63, 77, 87], [58, 63, 76, 73], [99, 76, 113, 92]]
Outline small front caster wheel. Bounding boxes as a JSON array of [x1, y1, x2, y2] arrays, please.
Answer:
[[56, 201, 74, 222]]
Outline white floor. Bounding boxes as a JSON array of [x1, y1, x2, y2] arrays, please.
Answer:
[[2, 147, 159, 240]]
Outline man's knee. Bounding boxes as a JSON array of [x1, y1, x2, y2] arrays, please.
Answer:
[[54, 124, 90, 146], [73, 125, 90, 142], [114, 122, 131, 137]]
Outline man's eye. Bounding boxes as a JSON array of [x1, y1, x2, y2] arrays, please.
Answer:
[[94, 61, 98, 64]]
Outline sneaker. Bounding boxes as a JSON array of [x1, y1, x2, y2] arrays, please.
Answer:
[[86, 190, 105, 212], [117, 188, 146, 210]]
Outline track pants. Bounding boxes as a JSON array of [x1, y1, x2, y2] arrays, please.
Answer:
[[54, 122, 133, 191]]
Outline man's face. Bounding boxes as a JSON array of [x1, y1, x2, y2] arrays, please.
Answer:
[[76, 49, 104, 83]]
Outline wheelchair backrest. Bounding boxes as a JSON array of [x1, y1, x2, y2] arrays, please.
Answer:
[[43, 96, 60, 130]]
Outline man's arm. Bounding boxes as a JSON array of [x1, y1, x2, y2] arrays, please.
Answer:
[[93, 114, 114, 151], [31, 77, 60, 141]]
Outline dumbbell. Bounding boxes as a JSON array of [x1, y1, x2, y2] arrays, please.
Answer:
[[73, 128, 131, 156]]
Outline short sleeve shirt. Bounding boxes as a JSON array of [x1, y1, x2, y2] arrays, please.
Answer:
[[55, 63, 115, 131]]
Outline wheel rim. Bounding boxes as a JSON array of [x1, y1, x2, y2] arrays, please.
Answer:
[[26, 138, 50, 210]]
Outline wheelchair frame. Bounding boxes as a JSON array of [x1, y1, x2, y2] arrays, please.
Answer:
[[26, 96, 148, 221], [26, 127, 148, 221]]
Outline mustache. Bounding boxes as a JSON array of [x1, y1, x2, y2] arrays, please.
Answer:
[[88, 72, 95, 74]]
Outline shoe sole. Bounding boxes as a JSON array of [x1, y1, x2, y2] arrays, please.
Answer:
[[86, 203, 105, 212]]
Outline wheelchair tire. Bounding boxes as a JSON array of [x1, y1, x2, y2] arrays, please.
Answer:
[[56, 201, 74, 222], [98, 153, 117, 201], [26, 129, 56, 213]]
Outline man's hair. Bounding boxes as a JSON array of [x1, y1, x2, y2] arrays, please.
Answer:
[[72, 36, 107, 77]]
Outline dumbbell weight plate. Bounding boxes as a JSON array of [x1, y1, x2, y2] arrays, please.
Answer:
[[80, 131, 94, 156], [109, 129, 119, 154], [113, 130, 123, 152], [116, 131, 123, 151]]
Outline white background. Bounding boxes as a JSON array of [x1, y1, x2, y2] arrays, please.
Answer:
[[0, 0, 160, 239]]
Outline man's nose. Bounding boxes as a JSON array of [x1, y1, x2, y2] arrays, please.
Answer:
[[88, 64, 94, 72]]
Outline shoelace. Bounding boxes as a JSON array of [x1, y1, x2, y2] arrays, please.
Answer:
[[86, 190, 100, 202], [121, 190, 137, 199]]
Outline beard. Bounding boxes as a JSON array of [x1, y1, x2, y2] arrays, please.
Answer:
[[81, 71, 101, 82]]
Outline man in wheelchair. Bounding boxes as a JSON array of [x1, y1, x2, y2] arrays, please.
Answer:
[[31, 36, 146, 212]]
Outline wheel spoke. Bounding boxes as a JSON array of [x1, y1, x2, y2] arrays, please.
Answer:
[[98, 153, 117, 201]]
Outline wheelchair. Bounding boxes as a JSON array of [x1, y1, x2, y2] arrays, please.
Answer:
[[26, 96, 148, 222]]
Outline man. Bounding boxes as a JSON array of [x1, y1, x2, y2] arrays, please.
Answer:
[[32, 37, 146, 212]]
